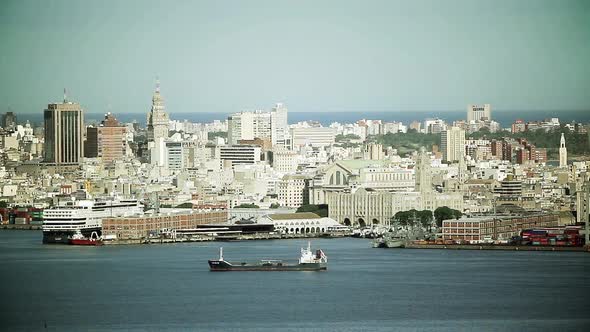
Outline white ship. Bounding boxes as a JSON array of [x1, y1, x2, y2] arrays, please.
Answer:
[[42, 198, 143, 244]]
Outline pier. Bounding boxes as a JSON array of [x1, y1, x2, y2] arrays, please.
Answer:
[[404, 243, 590, 252]]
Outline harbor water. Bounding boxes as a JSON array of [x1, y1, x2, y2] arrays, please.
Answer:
[[0, 231, 589, 331]]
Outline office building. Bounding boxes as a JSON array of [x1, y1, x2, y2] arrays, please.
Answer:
[[467, 104, 491, 122], [291, 127, 336, 149], [220, 145, 262, 166], [43, 92, 84, 164], [85, 113, 127, 163]]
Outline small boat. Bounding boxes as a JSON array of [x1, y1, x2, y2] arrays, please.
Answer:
[[208, 242, 327, 271], [69, 231, 103, 246]]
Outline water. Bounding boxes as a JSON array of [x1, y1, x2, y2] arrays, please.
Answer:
[[0, 231, 589, 331], [16, 109, 590, 128]]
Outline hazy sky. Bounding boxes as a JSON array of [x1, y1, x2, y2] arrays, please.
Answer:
[[1, 0, 589, 115]]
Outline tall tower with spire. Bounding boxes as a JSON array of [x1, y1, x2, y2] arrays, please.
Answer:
[[415, 147, 432, 193], [559, 133, 567, 168], [147, 78, 169, 142]]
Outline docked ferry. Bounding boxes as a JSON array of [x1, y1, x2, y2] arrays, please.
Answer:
[[208, 242, 328, 271], [42, 199, 142, 244]]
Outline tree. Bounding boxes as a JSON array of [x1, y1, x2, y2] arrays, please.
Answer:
[[296, 204, 328, 217], [270, 203, 280, 209], [417, 210, 433, 229], [434, 206, 462, 227], [175, 202, 194, 208], [208, 131, 228, 140], [0, 201, 7, 208], [236, 203, 260, 209]]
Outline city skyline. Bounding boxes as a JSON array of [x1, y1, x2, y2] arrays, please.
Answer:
[[1, 0, 589, 114]]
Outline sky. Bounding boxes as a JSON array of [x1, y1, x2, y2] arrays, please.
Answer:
[[1, 0, 589, 115]]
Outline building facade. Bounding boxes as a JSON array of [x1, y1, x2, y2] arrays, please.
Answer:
[[277, 174, 310, 208], [146, 80, 169, 143], [467, 104, 491, 122], [291, 127, 336, 149], [220, 145, 262, 166], [102, 209, 228, 240], [559, 133, 567, 168], [85, 113, 127, 163], [441, 127, 466, 162]]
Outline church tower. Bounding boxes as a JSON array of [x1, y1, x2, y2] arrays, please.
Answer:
[[559, 133, 567, 168], [147, 78, 170, 143], [415, 147, 432, 193]]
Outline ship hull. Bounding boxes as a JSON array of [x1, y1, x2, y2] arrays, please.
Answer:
[[208, 260, 326, 271], [70, 239, 103, 246], [43, 231, 74, 244], [42, 228, 102, 244]]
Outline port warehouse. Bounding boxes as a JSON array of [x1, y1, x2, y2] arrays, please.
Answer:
[[102, 210, 345, 240], [441, 213, 580, 242], [102, 209, 228, 240]]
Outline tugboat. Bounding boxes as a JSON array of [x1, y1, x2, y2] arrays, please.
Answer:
[[208, 242, 327, 271], [69, 230, 103, 246]]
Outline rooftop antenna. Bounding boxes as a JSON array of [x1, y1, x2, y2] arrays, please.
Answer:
[[155, 76, 160, 93]]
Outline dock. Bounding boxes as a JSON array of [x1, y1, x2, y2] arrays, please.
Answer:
[[104, 232, 348, 245], [404, 243, 590, 252]]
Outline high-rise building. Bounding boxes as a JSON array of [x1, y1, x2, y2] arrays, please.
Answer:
[[85, 113, 127, 163], [227, 111, 271, 145], [43, 91, 84, 164], [467, 104, 491, 122], [147, 79, 169, 143], [1, 111, 17, 131], [441, 127, 466, 162], [271, 103, 289, 147], [559, 133, 567, 167], [227, 103, 289, 147]]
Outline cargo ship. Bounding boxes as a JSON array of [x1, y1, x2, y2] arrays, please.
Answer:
[[208, 242, 328, 271], [42, 198, 142, 244]]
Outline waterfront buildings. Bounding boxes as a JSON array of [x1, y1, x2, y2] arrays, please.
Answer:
[[259, 212, 344, 235], [43, 93, 84, 165], [441, 127, 466, 162], [102, 208, 228, 240], [442, 213, 559, 242]]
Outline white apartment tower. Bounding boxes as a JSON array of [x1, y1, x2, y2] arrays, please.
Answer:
[[227, 103, 289, 147], [467, 104, 491, 122], [271, 103, 289, 147], [147, 79, 170, 143], [559, 133, 567, 168], [441, 127, 466, 162]]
